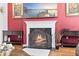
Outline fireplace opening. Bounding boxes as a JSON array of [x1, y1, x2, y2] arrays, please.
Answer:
[[29, 28, 52, 49]]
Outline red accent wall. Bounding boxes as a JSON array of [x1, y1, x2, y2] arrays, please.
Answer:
[[8, 3, 79, 44], [8, 3, 23, 31]]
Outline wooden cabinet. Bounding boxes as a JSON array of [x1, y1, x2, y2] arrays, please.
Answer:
[[3, 31, 23, 45]]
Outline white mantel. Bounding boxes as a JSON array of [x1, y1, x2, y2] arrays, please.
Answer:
[[25, 20, 56, 49]]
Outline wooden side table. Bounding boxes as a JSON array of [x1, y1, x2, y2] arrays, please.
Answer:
[[3, 31, 23, 45]]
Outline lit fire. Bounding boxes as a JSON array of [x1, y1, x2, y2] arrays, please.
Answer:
[[35, 34, 46, 45]]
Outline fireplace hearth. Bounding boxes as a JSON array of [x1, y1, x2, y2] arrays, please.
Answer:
[[29, 28, 52, 49]]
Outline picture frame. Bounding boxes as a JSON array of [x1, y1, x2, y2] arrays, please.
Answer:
[[66, 3, 79, 16], [23, 3, 57, 18], [0, 4, 5, 14], [12, 3, 23, 18], [0, 7, 4, 14]]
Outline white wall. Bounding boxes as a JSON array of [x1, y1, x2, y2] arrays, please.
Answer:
[[0, 3, 8, 43]]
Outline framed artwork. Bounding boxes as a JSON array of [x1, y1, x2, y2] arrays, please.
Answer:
[[12, 3, 23, 18], [23, 3, 57, 18], [0, 7, 4, 13], [0, 4, 5, 14], [66, 3, 79, 16]]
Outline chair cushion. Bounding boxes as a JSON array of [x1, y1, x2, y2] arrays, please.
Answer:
[[62, 36, 78, 44]]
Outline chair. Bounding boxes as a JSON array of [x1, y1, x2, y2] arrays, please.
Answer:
[[55, 31, 62, 49]]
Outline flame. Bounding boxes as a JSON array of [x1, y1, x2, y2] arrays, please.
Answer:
[[35, 34, 46, 43]]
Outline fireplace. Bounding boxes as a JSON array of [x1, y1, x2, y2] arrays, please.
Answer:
[[25, 21, 56, 49], [29, 28, 52, 49]]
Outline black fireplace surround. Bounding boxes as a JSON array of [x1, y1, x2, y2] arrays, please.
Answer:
[[28, 28, 52, 49]]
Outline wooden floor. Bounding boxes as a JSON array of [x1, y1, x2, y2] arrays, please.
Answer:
[[10, 45, 76, 56], [10, 45, 30, 56], [49, 47, 75, 56]]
